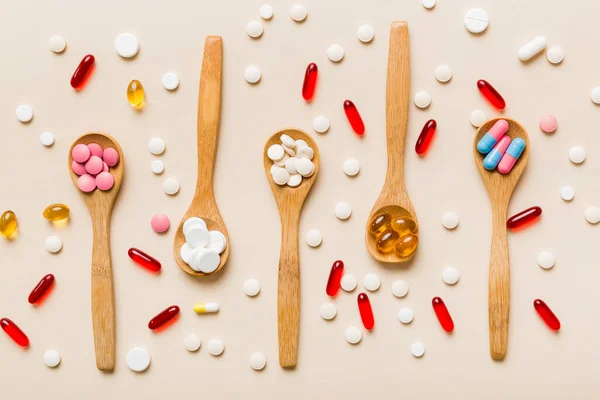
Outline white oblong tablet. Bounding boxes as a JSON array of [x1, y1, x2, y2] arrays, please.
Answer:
[[148, 137, 166, 155], [398, 307, 414, 324], [16, 105, 33, 123], [537, 251, 555, 269], [363, 273, 380, 291], [357, 24, 374, 43], [422, 0, 436, 9], [244, 278, 261, 297], [547, 46, 564, 64], [343, 159, 360, 176], [184, 334, 201, 351], [569, 146, 586, 164], [411, 342, 425, 357], [435, 64, 452, 83], [249, 352, 267, 370], [391, 280, 408, 298], [126, 347, 150, 372], [518, 36, 547, 61], [591, 87, 600, 104], [464, 8, 489, 34], [305, 229, 322, 247], [414, 90, 431, 108], [151, 160, 165, 174], [180, 243, 192, 263], [183, 217, 207, 236], [320, 302, 337, 320], [260, 5, 274, 20], [195, 249, 220, 273], [244, 65, 261, 84], [470, 109, 487, 127], [345, 327, 362, 344], [442, 212, 459, 229], [334, 202, 352, 220], [207, 338, 224, 356], [115, 33, 139, 58], [163, 178, 180, 195], [287, 173, 303, 188], [272, 168, 290, 185], [45, 236, 62, 253], [585, 207, 600, 224], [267, 144, 285, 161], [162, 72, 179, 90], [208, 230, 227, 254], [186, 226, 210, 248], [442, 267, 460, 285], [290, 4, 307, 21], [327, 44, 345, 62], [341, 274, 357, 292], [246, 20, 264, 38], [313, 116, 330, 133], [560, 186, 574, 201], [40, 132, 55, 147], [44, 349, 61, 368], [49, 35, 66, 53]]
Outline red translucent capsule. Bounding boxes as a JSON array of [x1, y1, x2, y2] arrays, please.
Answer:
[[507, 206, 542, 230], [534, 299, 561, 331], [415, 119, 437, 156], [71, 54, 95, 90], [432, 297, 454, 332], [28, 273, 55, 304], [128, 248, 162, 272], [148, 305, 180, 330], [357, 292, 374, 330], [0, 318, 29, 347], [343, 100, 365, 135], [302, 62, 318, 101], [477, 79, 506, 110], [326, 260, 344, 296]]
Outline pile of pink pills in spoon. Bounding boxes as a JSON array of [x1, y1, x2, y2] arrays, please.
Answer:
[[71, 143, 119, 192]]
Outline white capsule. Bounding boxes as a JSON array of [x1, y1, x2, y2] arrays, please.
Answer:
[[518, 36, 547, 61]]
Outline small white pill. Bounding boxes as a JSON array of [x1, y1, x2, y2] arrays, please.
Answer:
[[285, 158, 298, 174], [184, 334, 201, 352], [569, 146, 586, 164], [518, 36, 547, 61], [260, 5, 274, 20], [391, 280, 408, 298], [296, 146, 314, 160], [537, 251, 555, 269], [320, 303, 337, 320], [44, 349, 61, 368], [442, 212, 459, 229], [334, 202, 352, 220], [249, 352, 267, 370], [313, 116, 330, 133], [180, 243, 192, 263], [40, 132, 55, 147], [290, 4, 307, 21], [246, 20, 264, 38], [398, 307, 414, 324], [442, 267, 460, 285], [357, 24, 374, 43], [422, 0, 436, 9], [45, 236, 62, 253], [274, 154, 289, 167], [547, 46, 564, 64], [244, 278, 261, 297], [327, 44, 345, 62], [126, 347, 151, 372], [193, 249, 220, 273], [470, 110, 487, 127], [280, 134, 296, 148], [287, 173, 303, 187], [363, 273, 380, 291], [16, 105, 33, 123], [343, 159, 360, 177], [183, 217, 207, 236], [414, 90, 431, 108], [464, 8, 489, 34], [207, 338, 224, 356], [585, 206, 600, 224], [115, 33, 139, 58], [208, 230, 227, 254], [48, 35, 66, 53], [305, 229, 322, 247], [296, 158, 315, 177], [560, 186, 574, 201], [272, 168, 290, 185], [151, 160, 165, 174], [411, 342, 425, 358], [345, 327, 362, 344], [435, 64, 452, 82], [591, 87, 600, 104], [162, 72, 179, 90], [267, 144, 285, 161], [163, 178, 180, 195], [244, 65, 262, 84], [296, 139, 308, 148], [148, 137, 166, 155], [341, 274, 357, 292], [186, 226, 210, 248]]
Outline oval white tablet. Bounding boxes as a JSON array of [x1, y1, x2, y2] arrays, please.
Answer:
[[208, 230, 227, 254], [48, 35, 66, 53], [537, 251, 555, 269], [184, 334, 201, 351], [186, 226, 209, 248], [40, 132, 55, 147], [207, 338, 224, 356], [560, 186, 574, 201], [569, 146, 586, 164], [126, 347, 151, 372], [442, 267, 460, 285], [518, 36, 547, 61], [442, 212, 459, 229], [470, 109, 487, 127], [313, 116, 330, 133], [290, 4, 307, 21], [148, 137, 166, 155], [341, 274, 357, 292], [163, 178, 180, 195], [305, 229, 322, 247], [115, 33, 140, 58], [267, 144, 285, 161], [585, 206, 600, 224], [45, 236, 62, 253], [249, 352, 267, 370], [391, 280, 408, 298], [343, 159, 360, 176], [246, 20, 264, 38], [345, 327, 362, 344], [547, 46, 564, 64], [151, 160, 165, 174], [464, 8, 488, 34], [194, 249, 220, 273], [244, 65, 262, 84], [183, 217, 207, 236], [16, 105, 33, 123], [244, 278, 261, 297], [287, 173, 303, 187], [363, 273, 380, 291], [320, 303, 337, 320], [591, 87, 600, 104], [44, 349, 61, 367], [357, 24, 374, 43], [162, 72, 179, 90], [422, 0, 436, 9], [260, 5, 274, 20], [272, 168, 290, 185], [334, 202, 351, 220], [411, 342, 425, 357], [327, 44, 345, 62], [434, 64, 452, 82], [414, 90, 431, 108], [398, 307, 414, 324]]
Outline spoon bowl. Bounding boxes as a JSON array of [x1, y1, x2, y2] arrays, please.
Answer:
[[366, 204, 417, 263]]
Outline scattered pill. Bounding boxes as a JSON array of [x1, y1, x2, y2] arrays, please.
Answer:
[[44, 349, 61, 367], [320, 303, 337, 320], [343, 158, 360, 176], [148, 138, 166, 155], [477, 119, 509, 154], [0, 210, 17, 237], [244, 65, 261, 84], [44, 236, 62, 253], [363, 273, 380, 292], [193, 302, 219, 313], [432, 297, 454, 332], [43, 203, 70, 222], [290, 4, 307, 21], [518, 36, 547, 61], [569, 146, 586, 164], [344, 100, 365, 135], [148, 305, 180, 330], [128, 248, 161, 272], [327, 44, 344, 62], [539, 115, 558, 133], [442, 267, 459, 285], [411, 342, 425, 357], [413, 90, 431, 108], [507, 206, 542, 229], [398, 307, 414, 324], [591, 87, 600, 104], [560, 186, 574, 201], [28, 273, 55, 304], [207, 338, 224, 356], [326, 260, 344, 296], [127, 79, 145, 108], [16, 105, 33, 123], [477, 79, 506, 109], [151, 160, 164, 174], [163, 178, 180, 195], [470, 110, 487, 127], [103, 147, 119, 167], [115, 33, 139, 58], [464, 8, 488, 34], [71, 54, 95, 90], [585, 206, 600, 224], [126, 347, 150, 372], [334, 202, 352, 220], [162, 72, 179, 90], [305, 229, 322, 247], [357, 293, 375, 330], [546, 46, 564, 64], [357, 24, 374, 43], [538, 251, 555, 269], [77, 174, 96, 192], [498, 138, 526, 174], [40, 132, 55, 147], [313, 116, 329, 133], [391, 280, 408, 298], [150, 213, 170, 233], [341, 274, 357, 292], [249, 352, 266, 370], [434, 64, 452, 82], [260, 5, 273, 20], [246, 20, 264, 38], [184, 334, 201, 351], [344, 326, 362, 344], [0, 318, 29, 347], [442, 212, 459, 229], [48, 35, 66, 53], [534, 299, 561, 331], [302, 63, 318, 101], [244, 278, 261, 297], [415, 119, 437, 155]]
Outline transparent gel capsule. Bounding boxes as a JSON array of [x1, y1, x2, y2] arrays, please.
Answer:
[[369, 213, 390, 236], [395, 234, 418, 258], [391, 217, 418, 236], [376, 229, 398, 253], [127, 79, 145, 109]]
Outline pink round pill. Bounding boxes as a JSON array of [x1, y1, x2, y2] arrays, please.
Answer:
[[72, 160, 87, 176], [539, 115, 558, 133], [77, 174, 96, 192], [103, 148, 119, 167], [151, 213, 170, 233], [95, 172, 114, 191], [85, 155, 104, 175], [88, 143, 103, 157], [72, 144, 91, 163]]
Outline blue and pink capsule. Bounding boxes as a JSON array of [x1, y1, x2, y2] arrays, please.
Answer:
[[477, 119, 509, 154], [483, 136, 511, 170], [498, 138, 526, 174]]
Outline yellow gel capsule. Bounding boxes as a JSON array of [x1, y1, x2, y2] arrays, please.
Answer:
[[127, 79, 145, 108], [391, 217, 418, 236], [0, 210, 17, 237], [43, 204, 70, 222], [395, 234, 419, 258], [376, 229, 398, 253], [193, 302, 219, 314], [369, 213, 391, 236]]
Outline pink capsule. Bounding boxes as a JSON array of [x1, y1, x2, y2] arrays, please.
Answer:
[[498, 138, 526, 174]]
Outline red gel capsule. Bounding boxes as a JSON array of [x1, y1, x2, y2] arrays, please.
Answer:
[[148, 305, 180, 330], [326, 260, 344, 296], [415, 119, 437, 156], [302, 62, 318, 101], [0, 318, 29, 347], [506, 206, 542, 230], [432, 297, 454, 332], [534, 299, 561, 331], [343, 100, 365, 135], [128, 248, 162, 272], [357, 292, 374, 330], [477, 79, 506, 110], [71, 54, 95, 90], [28, 273, 55, 304]]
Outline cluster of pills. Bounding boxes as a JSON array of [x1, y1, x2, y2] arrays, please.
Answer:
[[368, 213, 419, 259], [268, 134, 315, 186], [476, 120, 526, 174], [71, 143, 119, 192], [179, 217, 227, 273], [518, 36, 564, 64]]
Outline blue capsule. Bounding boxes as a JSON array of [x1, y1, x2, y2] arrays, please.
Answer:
[[483, 136, 511, 171], [477, 119, 509, 154]]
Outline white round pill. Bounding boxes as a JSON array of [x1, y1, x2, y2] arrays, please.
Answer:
[[186, 225, 210, 248], [334, 202, 352, 220], [244, 65, 262, 84], [40, 132, 55, 147], [194, 249, 220, 273], [260, 5, 274, 20], [208, 230, 227, 254], [357, 24, 374, 43], [341, 274, 357, 292], [48, 35, 66, 53], [184, 334, 201, 351], [327, 44, 345, 62], [180, 243, 192, 263], [148, 137, 166, 155], [115, 33, 139, 58], [151, 160, 165, 174], [411, 342, 425, 357], [464, 8, 489, 34], [296, 158, 315, 177], [569, 146, 586, 164], [246, 20, 263, 38], [442, 267, 460, 285], [287, 174, 303, 188], [272, 168, 290, 185], [585, 206, 600, 224], [280, 134, 296, 148], [267, 144, 285, 161], [183, 217, 207, 236], [274, 154, 290, 167], [126, 347, 150, 372], [320, 303, 337, 320], [391, 280, 408, 298], [16, 105, 33, 123], [560, 186, 574, 201], [313, 116, 330, 133], [162, 72, 179, 90], [290, 4, 307, 21], [442, 212, 459, 229], [398, 307, 414, 324], [244, 278, 261, 297], [435, 64, 452, 82], [538, 251, 555, 269], [470, 109, 487, 127], [345, 327, 362, 344], [422, 0, 436, 9], [305, 229, 322, 247], [45, 236, 62, 253], [414, 90, 431, 108], [44, 349, 61, 367], [591, 87, 600, 104], [249, 352, 267, 370], [163, 178, 180, 195], [363, 273, 380, 291], [547, 46, 564, 64], [296, 146, 314, 160], [343, 159, 360, 177], [207, 338, 224, 356]]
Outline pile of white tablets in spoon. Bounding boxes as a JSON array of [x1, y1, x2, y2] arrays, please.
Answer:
[[268, 134, 315, 187], [179, 217, 227, 273]]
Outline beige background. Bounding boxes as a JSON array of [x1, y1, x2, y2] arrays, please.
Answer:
[[1, 0, 600, 398]]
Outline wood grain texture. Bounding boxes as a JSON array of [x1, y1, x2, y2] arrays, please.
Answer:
[[263, 128, 320, 368], [366, 21, 418, 264], [473, 117, 530, 361], [68, 132, 124, 372], [173, 36, 230, 276]]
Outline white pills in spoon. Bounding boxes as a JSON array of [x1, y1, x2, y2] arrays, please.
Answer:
[[442, 212, 459, 229], [163, 178, 180, 195], [363, 273, 380, 291], [184, 334, 201, 352], [320, 303, 337, 320], [244, 66, 262, 84], [45, 236, 62, 253], [414, 91, 431, 108], [398, 307, 414, 324], [244, 278, 261, 297], [16, 105, 33, 123], [391, 280, 408, 298], [313, 116, 330, 133], [435, 64, 452, 82], [470, 110, 487, 127], [305, 230, 322, 247], [464, 8, 489, 34], [538, 251, 555, 269], [40, 132, 55, 147], [48, 35, 66, 53], [246, 20, 264, 38], [357, 24, 374, 43], [207, 338, 224, 356], [260, 5, 273, 20], [115, 33, 139, 58], [343, 159, 360, 176], [569, 146, 586, 164], [334, 202, 352, 220], [148, 137, 166, 155], [585, 207, 600, 224], [290, 4, 307, 21], [341, 274, 357, 292], [442, 267, 460, 285], [162, 72, 179, 90], [249, 352, 267, 370], [151, 160, 164, 174], [126, 347, 151, 372], [44, 349, 61, 368], [345, 327, 362, 344], [327, 44, 345, 62]]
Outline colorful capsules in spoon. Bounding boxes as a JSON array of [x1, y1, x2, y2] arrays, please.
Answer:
[[432, 297, 454, 332], [148, 305, 180, 330], [507, 206, 542, 230], [477, 79, 506, 110], [343, 100, 365, 136], [357, 293, 374, 330], [0, 318, 29, 347], [43, 204, 70, 222], [326, 260, 344, 296], [71, 54, 95, 90], [0, 210, 17, 237], [534, 299, 560, 331], [415, 119, 437, 156], [477, 119, 509, 154], [483, 136, 511, 170], [127, 79, 145, 109], [498, 138, 526, 174], [28, 274, 55, 304], [302, 63, 318, 101], [128, 248, 161, 272]]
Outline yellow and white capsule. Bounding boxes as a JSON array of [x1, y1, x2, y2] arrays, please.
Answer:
[[193, 302, 219, 314]]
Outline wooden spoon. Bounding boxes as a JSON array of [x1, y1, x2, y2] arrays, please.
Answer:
[[473, 117, 530, 361], [365, 21, 418, 264], [68, 132, 124, 372], [172, 36, 230, 276], [263, 128, 320, 368]]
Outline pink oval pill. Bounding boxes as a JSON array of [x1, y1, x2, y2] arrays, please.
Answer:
[[103, 148, 119, 167], [77, 174, 96, 192], [151, 213, 170, 233], [88, 143, 103, 157], [72, 144, 91, 163], [95, 172, 114, 191], [85, 155, 104, 175], [72, 160, 87, 176], [539, 115, 557, 133]]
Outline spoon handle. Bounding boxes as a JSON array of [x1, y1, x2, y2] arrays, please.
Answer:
[[489, 205, 510, 361]]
